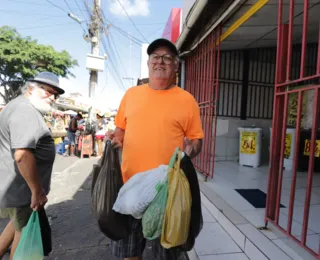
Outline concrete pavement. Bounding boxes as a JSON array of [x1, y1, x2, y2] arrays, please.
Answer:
[[0, 155, 157, 260]]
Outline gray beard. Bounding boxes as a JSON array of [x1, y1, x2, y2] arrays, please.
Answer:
[[29, 98, 55, 115]]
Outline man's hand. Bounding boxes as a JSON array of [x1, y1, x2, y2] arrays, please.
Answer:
[[106, 127, 125, 148], [31, 189, 48, 211], [184, 138, 203, 159]]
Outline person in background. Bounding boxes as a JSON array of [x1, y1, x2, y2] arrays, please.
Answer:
[[66, 113, 83, 156], [109, 38, 204, 260], [0, 72, 64, 259], [95, 113, 107, 157]]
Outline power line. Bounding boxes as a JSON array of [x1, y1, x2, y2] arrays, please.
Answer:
[[101, 38, 127, 92], [17, 22, 76, 30], [108, 33, 129, 78], [74, 0, 89, 23], [146, 24, 166, 39], [7, 0, 49, 6], [101, 39, 124, 89], [82, 0, 92, 18], [45, 0, 67, 13], [99, 8, 143, 46], [111, 25, 143, 46], [0, 9, 64, 17], [116, 0, 149, 43], [63, 0, 73, 13], [111, 30, 141, 60]]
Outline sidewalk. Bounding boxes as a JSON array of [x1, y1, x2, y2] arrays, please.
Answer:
[[188, 200, 250, 260], [190, 162, 318, 260]]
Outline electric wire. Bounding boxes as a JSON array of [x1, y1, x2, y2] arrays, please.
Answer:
[[116, 0, 149, 43], [45, 0, 67, 13], [101, 38, 127, 92], [74, 0, 89, 23]]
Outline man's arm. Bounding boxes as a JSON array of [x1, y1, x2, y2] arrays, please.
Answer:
[[184, 138, 203, 159], [14, 149, 47, 210]]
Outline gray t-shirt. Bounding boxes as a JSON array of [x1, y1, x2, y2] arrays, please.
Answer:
[[0, 96, 56, 207]]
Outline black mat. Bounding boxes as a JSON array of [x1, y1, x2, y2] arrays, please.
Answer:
[[235, 189, 285, 208]]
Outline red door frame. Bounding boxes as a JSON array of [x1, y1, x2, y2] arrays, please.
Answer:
[[185, 27, 221, 179], [265, 0, 320, 258]]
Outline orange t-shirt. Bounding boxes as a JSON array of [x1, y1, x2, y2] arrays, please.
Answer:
[[115, 84, 204, 183]]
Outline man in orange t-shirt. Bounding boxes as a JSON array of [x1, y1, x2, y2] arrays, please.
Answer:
[[110, 38, 204, 260]]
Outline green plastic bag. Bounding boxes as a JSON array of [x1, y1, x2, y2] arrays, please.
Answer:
[[142, 149, 179, 240], [142, 179, 168, 240], [14, 211, 44, 260]]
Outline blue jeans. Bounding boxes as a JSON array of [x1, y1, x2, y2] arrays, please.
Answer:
[[67, 131, 76, 146]]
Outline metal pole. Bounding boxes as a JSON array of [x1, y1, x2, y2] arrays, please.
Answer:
[[89, 0, 101, 120]]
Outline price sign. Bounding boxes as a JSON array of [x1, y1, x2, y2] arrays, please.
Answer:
[[82, 135, 93, 156], [287, 91, 307, 126], [240, 132, 257, 154], [284, 133, 292, 159], [304, 139, 320, 157]]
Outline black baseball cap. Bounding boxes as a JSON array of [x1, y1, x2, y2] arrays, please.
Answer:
[[147, 38, 178, 56]]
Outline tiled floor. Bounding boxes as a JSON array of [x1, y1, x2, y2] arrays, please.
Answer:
[[205, 161, 320, 257], [192, 203, 250, 259]]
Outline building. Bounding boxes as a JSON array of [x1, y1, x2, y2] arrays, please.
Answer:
[[177, 0, 320, 258], [162, 8, 182, 44]]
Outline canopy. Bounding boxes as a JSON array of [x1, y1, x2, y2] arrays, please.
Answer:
[[63, 110, 77, 116]]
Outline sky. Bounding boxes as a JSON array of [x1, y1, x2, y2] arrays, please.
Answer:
[[1, 0, 182, 109]]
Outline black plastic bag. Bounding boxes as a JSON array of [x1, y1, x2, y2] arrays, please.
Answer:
[[91, 140, 131, 241], [180, 154, 203, 251], [151, 154, 203, 258], [38, 208, 52, 256]]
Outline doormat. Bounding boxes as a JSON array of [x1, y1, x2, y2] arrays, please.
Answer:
[[235, 189, 285, 208]]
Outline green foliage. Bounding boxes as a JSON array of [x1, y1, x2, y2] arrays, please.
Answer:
[[0, 26, 78, 103]]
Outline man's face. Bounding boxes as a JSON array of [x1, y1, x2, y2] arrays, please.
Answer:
[[147, 46, 179, 88], [29, 84, 59, 114]]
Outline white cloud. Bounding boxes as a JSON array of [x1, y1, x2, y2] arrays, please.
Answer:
[[109, 0, 150, 17]]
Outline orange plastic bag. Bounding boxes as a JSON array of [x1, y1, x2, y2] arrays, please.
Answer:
[[161, 148, 192, 249]]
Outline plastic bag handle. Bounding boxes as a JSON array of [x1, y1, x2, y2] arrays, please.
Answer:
[[169, 147, 182, 168], [169, 147, 180, 168]]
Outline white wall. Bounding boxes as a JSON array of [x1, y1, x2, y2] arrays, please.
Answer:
[[214, 117, 273, 164], [140, 44, 149, 79]]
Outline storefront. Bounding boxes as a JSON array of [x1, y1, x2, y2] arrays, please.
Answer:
[[177, 0, 320, 257]]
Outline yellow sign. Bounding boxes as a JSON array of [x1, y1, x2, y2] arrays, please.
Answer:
[[240, 132, 257, 154], [304, 139, 320, 157], [284, 133, 292, 159], [287, 91, 307, 126]]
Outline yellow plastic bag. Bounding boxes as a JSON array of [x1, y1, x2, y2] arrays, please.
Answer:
[[161, 148, 192, 249]]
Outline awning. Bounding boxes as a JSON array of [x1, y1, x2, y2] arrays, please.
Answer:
[[63, 110, 77, 116], [55, 102, 88, 113]]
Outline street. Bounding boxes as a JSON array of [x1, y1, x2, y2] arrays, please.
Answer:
[[0, 155, 157, 260]]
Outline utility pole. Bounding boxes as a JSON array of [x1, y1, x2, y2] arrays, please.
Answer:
[[88, 0, 101, 120]]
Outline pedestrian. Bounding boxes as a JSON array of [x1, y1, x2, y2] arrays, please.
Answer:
[[109, 38, 204, 260], [0, 72, 64, 259], [66, 113, 83, 156], [95, 113, 107, 157]]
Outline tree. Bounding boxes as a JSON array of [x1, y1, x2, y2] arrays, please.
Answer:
[[0, 26, 78, 104]]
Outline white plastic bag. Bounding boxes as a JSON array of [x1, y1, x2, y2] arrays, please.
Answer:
[[112, 165, 168, 219]]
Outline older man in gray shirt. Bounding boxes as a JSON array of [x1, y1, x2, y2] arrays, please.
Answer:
[[0, 72, 64, 259]]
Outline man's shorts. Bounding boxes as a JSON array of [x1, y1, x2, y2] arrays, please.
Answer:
[[67, 131, 76, 146], [0, 207, 33, 232], [110, 218, 189, 260]]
